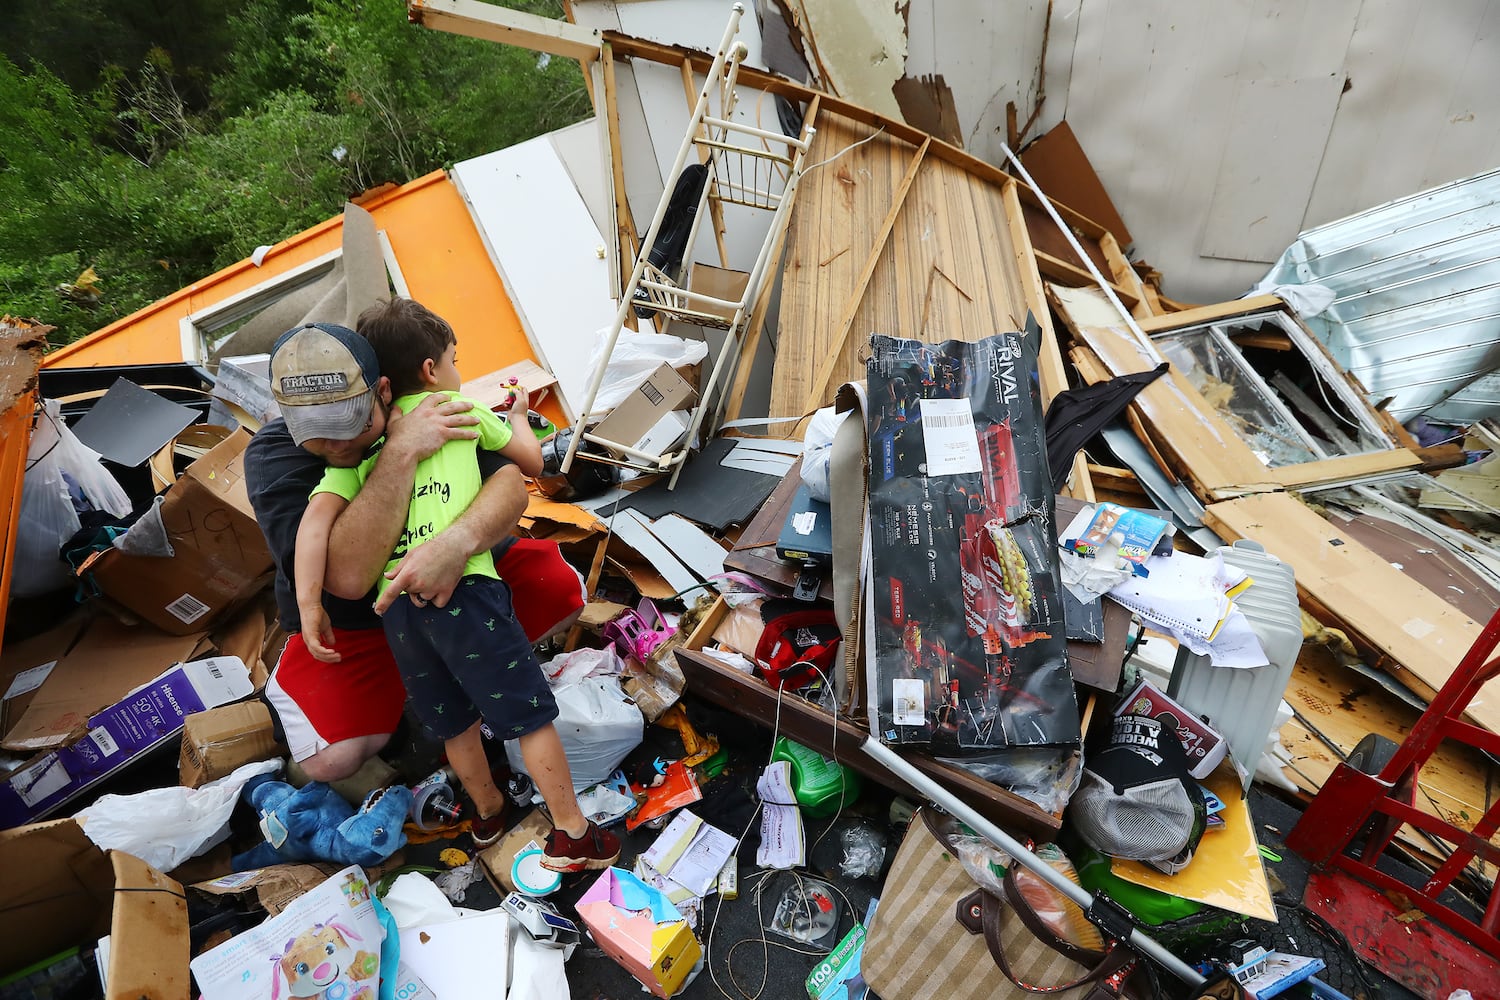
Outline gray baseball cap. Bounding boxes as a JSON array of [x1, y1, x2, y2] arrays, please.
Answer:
[[270, 323, 380, 445]]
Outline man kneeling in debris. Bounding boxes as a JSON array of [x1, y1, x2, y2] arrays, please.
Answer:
[[244, 318, 588, 794]]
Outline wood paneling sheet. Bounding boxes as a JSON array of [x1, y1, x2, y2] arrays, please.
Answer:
[[1203, 492, 1492, 732]]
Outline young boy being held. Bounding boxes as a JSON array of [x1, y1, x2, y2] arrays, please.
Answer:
[[289, 299, 619, 869]]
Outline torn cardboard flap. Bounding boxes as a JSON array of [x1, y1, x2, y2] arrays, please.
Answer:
[[80, 428, 274, 636], [0, 614, 87, 738], [193, 862, 355, 917], [0, 818, 115, 973], [3, 618, 209, 752], [108, 849, 190, 1000]]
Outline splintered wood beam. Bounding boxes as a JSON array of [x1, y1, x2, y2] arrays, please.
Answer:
[[802, 136, 931, 412], [1034, 251, 1141, 309], [1135, 293, 1286, 334], [407, 0, 600, 62], [999, 176, 1093, 500], [1099, 231, 1155, 320], [600, 42, 640, 316], [724, 94, 822, 423]]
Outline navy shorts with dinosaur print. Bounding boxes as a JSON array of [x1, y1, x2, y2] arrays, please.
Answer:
[[382, 575, 559, 742]]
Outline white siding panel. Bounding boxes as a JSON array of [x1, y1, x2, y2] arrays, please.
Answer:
[[451, 138, 618, 420], [1199, 75, 1345, 263]]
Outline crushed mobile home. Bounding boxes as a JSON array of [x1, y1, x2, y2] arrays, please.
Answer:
[[3, 2, 1500, 998]]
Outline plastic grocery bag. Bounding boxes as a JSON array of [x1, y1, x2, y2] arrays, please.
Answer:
[[505, 676, 644, 789], [13, 400, 132, 599], [75, 758, 281, 871], [799, 405, 848, 502], [586, 328, 707, 415]]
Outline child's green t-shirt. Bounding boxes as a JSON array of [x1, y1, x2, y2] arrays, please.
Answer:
[[311, 391, 513, 593]]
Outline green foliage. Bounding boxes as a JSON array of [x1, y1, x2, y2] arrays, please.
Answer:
[[0, 0, 590, 346]]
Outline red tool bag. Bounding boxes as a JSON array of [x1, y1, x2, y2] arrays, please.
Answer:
[[755, 601, 842, 691]]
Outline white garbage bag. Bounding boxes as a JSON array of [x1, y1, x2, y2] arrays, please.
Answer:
[[799, 406, 848, 502], [586, 328, 708, 415], [75, 758, 281, 871], [13, 399, 132, 599], [505, 676, 644, 790]]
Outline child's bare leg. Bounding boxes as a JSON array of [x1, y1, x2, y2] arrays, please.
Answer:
[[518, 723, 588, 838], [445, 720, 505, 819]]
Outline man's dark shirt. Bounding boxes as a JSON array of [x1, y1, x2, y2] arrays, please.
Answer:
[[244, 418, 515, 635]]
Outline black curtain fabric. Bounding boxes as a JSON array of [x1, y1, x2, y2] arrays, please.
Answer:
[[1043, 363, 1170, 490]]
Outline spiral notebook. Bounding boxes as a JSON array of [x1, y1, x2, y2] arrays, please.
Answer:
[[1106, 551, 1251, 642]]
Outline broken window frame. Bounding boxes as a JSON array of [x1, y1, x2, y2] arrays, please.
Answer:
[[179, 236, 409, 365], [1148, 309, 1394, 466]]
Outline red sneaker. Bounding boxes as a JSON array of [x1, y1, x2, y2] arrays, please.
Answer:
[[541, 822, 621, 873], [468, 802, 508, 848]]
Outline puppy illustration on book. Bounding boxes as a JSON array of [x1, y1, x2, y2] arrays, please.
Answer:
[[270, 919, 379, 1000]]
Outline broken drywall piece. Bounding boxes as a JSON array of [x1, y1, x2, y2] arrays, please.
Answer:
[[796, 0, 906, 119]]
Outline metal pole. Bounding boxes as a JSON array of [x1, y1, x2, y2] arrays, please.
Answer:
[[860, 736, 1206, 987]]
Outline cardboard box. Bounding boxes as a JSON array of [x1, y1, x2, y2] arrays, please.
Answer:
[[0, 656, 253, 829], [591, 364, 696, 458], [575, 867, 702, 998], [0, 818, 188, 998], [80, 428, 274, 636], [0, 615, 87, 739], [4, 618, 210, 752], [179, 701, 282, 788], [633, 410, 692, 457]]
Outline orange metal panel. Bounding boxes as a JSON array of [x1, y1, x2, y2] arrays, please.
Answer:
[[42, 172, 565, 429], [0, 321, 47, 639]]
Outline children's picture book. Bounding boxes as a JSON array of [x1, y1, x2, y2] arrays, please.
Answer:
[[191, 865, 433, 1000]]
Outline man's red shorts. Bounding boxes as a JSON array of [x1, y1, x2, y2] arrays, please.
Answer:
[[265, 538, 586, 761]]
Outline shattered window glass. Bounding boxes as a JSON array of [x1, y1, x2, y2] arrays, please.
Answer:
[[1151, 310, 1392, 465], [1152, 329, 1321, 466]]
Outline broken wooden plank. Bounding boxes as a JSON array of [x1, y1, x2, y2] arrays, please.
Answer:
[[1202, 491, 1492, 732], [1053, 283, 1266, 497], [408, 0, 600, 62], [1278, 645, 1499, 876], [1267, 450, 1421, 489], [1135, 293, 1286, 335]]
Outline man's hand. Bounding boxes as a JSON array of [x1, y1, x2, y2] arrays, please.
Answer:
[[372, 531, 472, 615], [383, 392, 479, 465]]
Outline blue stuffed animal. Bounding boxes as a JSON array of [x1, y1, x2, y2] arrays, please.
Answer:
[[234, 774, 412, 871]]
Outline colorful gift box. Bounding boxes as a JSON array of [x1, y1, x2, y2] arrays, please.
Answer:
[[575, 867, 701, 998]]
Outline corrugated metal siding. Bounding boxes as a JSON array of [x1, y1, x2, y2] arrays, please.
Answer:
[[1263, 167, 1500, 424]]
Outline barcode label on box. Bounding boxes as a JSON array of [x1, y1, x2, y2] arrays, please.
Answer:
[[90, 726, 121, 757], [640, 382, 664, 406], [207, 660, 223, 679], [166, 592, 211, 624], [919, 398, 981, 476]]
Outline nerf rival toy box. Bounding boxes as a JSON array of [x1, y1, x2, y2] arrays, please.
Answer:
[[865, 323, 1078, 750]]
